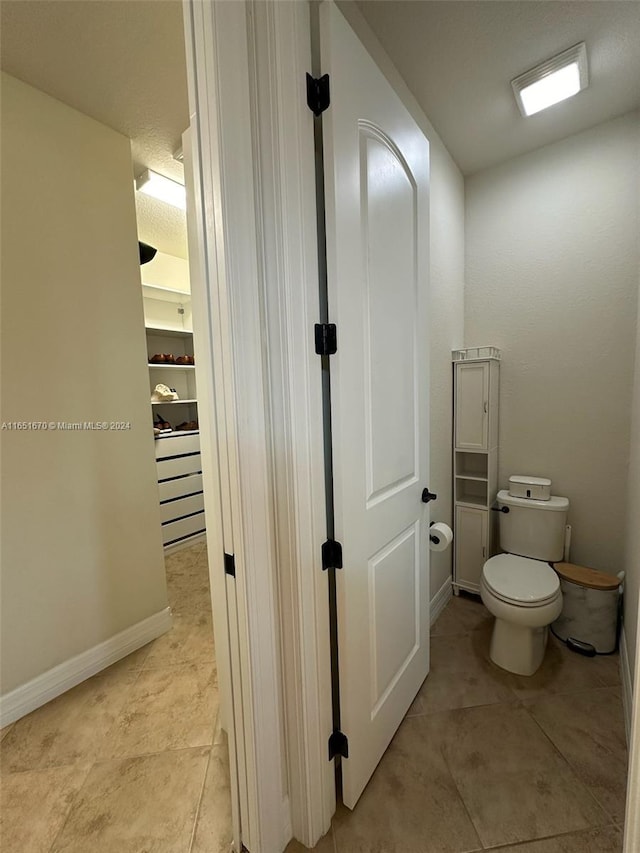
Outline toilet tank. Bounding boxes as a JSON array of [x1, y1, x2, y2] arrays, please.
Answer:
[[497, 489, 569, 562]]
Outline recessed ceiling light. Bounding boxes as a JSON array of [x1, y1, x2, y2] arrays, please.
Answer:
[[135, 169, 186, 210], [511, 43, 588, 117]]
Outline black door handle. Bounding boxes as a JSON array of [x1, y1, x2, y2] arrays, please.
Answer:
[[421, 488, 437, 503]]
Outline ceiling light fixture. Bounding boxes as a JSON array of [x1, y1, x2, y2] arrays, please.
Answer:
[[511, 42, 588, 117], [135, 169, 186, 210]]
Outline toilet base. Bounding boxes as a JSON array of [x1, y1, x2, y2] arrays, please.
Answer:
[[489, 618, 549, 677]]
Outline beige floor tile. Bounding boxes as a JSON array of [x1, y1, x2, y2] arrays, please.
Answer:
[[431, 593, 492, 637], [50, 747, 209, 853], [101, 663, 218, 760], [285, 829, 335, 852], [164, 542, 202, 574], [0, 667, 137, 774], [413, 633, 517, 715], [491, 823, 623, 852], [166, 565, 212, 615], [506, 634, 620, 700], [524, 687, 628, 822], [107, 644, 153, 673], [192, 539, 208, 561], [332, 715, 482, 853], [439, 703, 608, 848], [0, 763, 90, 853], [143, 610, 215, 668], [191, 744, 233, 853]]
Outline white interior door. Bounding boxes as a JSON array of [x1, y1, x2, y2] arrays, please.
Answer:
[[321, 3, 431, 809]]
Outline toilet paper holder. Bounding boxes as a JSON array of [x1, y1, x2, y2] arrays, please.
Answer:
[[429, 521, 440, 545]]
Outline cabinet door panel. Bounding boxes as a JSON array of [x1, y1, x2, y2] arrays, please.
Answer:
[[455, 363, 489, 451], [454, 505, 488, 591]]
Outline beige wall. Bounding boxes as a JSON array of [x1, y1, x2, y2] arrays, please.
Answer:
[[624, 274, 640, 683], [0, 73, 168, 695], [466, 114, 640, 580], [337, 2, 465, 601], [141, 250, 190, 292]]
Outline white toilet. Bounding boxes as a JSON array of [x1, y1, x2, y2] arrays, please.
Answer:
[[480, 482, 569, 676]]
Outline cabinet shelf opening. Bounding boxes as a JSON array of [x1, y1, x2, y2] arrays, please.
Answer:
[[456, 478, 488, 507], [455, 451, 488, 480]]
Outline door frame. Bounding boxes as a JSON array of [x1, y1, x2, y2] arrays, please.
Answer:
[[183, 2, 640, 852], [183, 0, 334, 849]]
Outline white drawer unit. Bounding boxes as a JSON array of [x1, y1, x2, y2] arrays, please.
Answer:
[[155, 446, 205, 547], [156, 447, 205, 546]]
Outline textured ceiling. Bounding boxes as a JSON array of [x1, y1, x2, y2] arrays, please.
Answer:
[[2, 0, 639, 227], [1, 0, 189, 258], [356, 0, 640, 175]]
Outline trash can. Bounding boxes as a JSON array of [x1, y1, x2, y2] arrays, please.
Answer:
[[551, 562, 623, 655]]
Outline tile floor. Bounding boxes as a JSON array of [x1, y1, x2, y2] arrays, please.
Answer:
[[1, 576, 628, 853], [0, 539, 232, 853], [288, 593, 628, 853]]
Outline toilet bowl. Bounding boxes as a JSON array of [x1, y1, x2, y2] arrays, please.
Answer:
[[480, 553, 562, 676]]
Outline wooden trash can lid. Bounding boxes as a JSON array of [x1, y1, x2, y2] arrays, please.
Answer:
[[554, 562, 620, 591]]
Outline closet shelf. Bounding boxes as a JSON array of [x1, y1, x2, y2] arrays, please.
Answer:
[[149, 364, 196, 370], [456, 497, 489, 509], [143, 284, 191, 303], [145, 325, 193, 338], [151, 399, 198, 406]]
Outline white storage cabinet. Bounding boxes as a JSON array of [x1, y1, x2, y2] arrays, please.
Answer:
[[144, 286, 206, 550], [452, 348, 500, 595]]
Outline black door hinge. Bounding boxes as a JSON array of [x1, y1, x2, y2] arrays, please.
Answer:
[[306, 73, 330, 116], [224, 552, 236, 578], [315, 323, 337, 356], [328, 729, 349, 760], [322, 539, 343, 571]]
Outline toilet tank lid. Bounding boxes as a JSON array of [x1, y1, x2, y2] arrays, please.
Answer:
[[498, 489, 569, 512], [509, 475, 551, 487]]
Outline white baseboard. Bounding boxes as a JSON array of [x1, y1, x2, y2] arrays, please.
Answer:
[[0, 607, 172, 727], [430, 576, 453, 627], [164, 531, 207, 556], [281, 795, 293, 851], [620, 626, 634, 745]]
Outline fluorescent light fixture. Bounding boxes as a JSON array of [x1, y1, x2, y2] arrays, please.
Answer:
[[512, 43, 588, 117], [135, 169, 186, 210]]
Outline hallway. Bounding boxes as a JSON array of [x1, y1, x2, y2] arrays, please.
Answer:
[[1, 541, 231, 852]]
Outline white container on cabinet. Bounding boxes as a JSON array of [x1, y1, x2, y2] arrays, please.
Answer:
[[508, 475, 551, 501]]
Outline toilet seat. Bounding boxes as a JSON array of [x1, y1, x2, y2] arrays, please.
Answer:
[[482, 554, 560, 607]]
